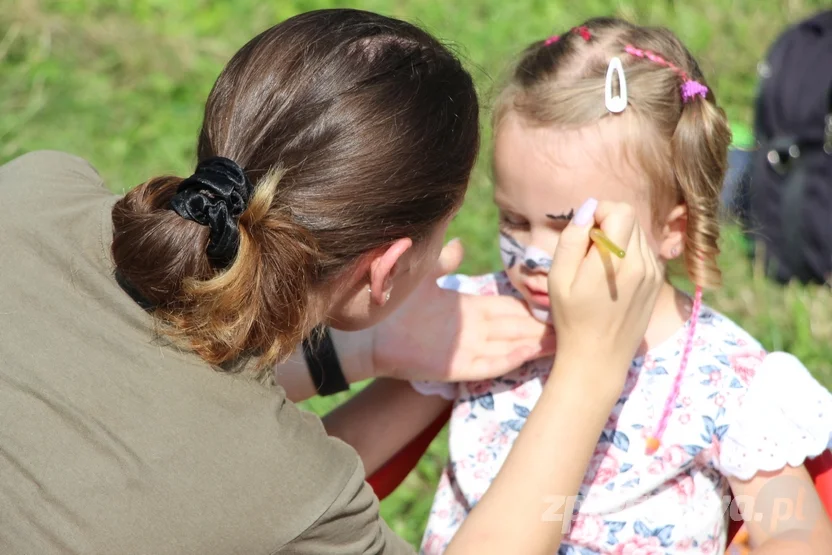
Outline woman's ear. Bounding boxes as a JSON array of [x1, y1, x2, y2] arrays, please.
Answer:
[[368, 238, 413, 305], [658, 204, 687, 260]]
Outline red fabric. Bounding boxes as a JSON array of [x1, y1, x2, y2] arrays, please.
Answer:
[[805, 450, 832, 517], [367, 406, 452, 501]]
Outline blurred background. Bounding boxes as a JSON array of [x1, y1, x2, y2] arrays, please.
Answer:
[[2, 0, 830, 547]]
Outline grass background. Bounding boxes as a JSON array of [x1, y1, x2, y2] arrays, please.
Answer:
[[3, 0, 831, 547]]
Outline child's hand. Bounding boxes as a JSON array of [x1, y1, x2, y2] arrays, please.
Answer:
[[547, 198, 662, 393]]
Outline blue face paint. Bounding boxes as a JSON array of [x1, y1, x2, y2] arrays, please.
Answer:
[[498, 232, 553, 323]]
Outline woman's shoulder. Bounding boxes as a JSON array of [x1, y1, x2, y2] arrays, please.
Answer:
[[0, 150, 107, 198], [0, 352, 367, 552]]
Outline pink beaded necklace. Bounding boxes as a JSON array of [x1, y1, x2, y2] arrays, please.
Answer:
[[644, 286, 703, 455]]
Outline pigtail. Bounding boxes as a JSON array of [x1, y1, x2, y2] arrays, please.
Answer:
[[671, 89, 732, 289]]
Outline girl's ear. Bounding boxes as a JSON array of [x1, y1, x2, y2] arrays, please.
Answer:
[[658, 204, 687, 260]]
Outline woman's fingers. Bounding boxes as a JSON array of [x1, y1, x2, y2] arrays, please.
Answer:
[[589, 200, 637, 278], [475, 294, 545, 318], [483, 315, 552, 342], [432, 238, 465, 279], [615, 215, 647, 287], [465, 338, 556, 379], [637, 221, 654, 286], [568, 201, 637, 296], [549, 198, 597, 297]]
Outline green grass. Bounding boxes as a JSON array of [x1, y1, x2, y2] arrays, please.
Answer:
[[3, 0, 831, 548]]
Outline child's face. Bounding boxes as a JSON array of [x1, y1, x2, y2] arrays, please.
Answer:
[[493, 110, 668, 320]]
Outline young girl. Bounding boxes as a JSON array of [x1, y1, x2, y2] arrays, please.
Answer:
[[415, 18, 832, 554]]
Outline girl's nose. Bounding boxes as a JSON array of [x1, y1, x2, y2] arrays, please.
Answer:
[[522, 246, 553, 272]]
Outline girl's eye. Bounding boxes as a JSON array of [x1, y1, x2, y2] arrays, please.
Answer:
[[499, 211, 529, 230]]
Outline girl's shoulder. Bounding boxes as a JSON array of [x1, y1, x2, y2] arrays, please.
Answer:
[[642, 302, 766, 394], [670, 304, 832, 479], [715, 351, 832, 480], [647, 302, 765, 383], [660, 302, 767, 400], [692, 302, 765, 356], [690, 303, 768, 389]]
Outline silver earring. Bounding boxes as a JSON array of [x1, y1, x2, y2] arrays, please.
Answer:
[[385, 291, 391, 302], [671, 246, 680, 257], [367, 286, 372, 294]]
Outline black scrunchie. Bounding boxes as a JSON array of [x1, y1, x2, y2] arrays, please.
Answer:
[[169, 157, 254, 268]]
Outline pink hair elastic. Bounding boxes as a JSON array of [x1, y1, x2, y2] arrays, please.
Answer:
[[645, 285, 703, 455], [544, 25, 592, 46], [623, 44, 708, 103], [681, 80, 709, 102]]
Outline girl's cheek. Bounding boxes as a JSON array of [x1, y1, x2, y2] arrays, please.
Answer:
[[503, 264, 524, 292]]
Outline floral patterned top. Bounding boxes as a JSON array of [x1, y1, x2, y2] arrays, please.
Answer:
[[415, 272, 832, 555]]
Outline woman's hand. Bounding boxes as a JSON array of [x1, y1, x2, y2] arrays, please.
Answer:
[[447, 200, 663, 555], [547, 198, 663, 396], [370, 238, 556, 382], [279, 239, 554, 401]]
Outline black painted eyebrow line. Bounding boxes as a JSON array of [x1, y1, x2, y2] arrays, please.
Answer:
[[546, 209, 575, 221]]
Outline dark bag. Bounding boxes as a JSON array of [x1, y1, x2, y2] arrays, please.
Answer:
[[747, 10, 832, 285]]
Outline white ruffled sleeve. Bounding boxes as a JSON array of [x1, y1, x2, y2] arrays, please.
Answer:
[[410, 380, 458, 400], [717, 352, 832, 480], [409, 273, 500, 401]]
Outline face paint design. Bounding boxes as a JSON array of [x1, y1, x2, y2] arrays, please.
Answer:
[[498, 232, 554, 324], [528, 305, 552, 324], [499, 231, 523, 270], [499, 233, 553, 272]]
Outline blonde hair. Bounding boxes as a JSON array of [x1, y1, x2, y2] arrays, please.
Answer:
[[495, 17, 730, 288]]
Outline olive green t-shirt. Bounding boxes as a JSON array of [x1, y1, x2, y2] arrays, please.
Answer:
[[0, 151, 414, 554]]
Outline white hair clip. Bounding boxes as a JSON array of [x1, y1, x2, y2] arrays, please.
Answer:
[[605, 56, 628, 113]]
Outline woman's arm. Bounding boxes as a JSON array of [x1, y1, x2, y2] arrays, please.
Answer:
[[447, 357, 621, 553], [274, 239, 556, 403], [275, 331, 374, 403], [322, 378, 451, 476], [447, 199, 664, 554]]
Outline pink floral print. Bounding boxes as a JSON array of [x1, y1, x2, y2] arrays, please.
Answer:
[[420, 273, 825, 555]]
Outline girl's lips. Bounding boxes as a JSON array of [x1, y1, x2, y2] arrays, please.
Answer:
[[522, 285, 552, 323], [526, 288, 551, 308]]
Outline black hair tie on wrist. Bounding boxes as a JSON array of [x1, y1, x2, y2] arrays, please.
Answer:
[[303, 327, 350, 396], [169, 156, 254, 268]]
